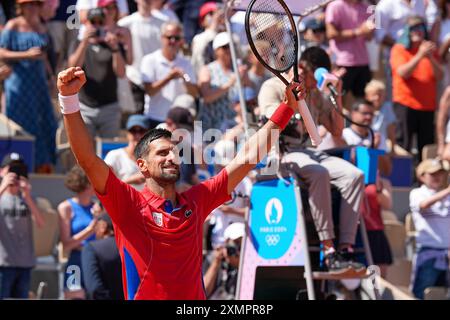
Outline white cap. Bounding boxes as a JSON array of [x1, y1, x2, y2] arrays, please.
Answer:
[[340, 279, 361, 291], [156, 122, 169, 130], [213, 32, 231, 50], [172, 94, 196, 117], [224, 222, 246, 241], [252, 13, 282, 35], [214, 140, 235, 166]]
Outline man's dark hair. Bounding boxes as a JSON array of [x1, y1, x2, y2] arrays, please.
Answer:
[[299, 46, 332, 72], [351, 99, 374, 112], [134, 128, 173, 159]]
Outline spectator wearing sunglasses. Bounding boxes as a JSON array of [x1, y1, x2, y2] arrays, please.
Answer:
[[140, 21, 198, 129], [104, 115, 150, 190], [203, 222, 245, 300]]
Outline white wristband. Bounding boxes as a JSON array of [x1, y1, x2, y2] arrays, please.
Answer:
[[59, 93, 80, 114]]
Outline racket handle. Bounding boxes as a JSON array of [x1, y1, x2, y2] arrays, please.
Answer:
[[298, 100, 322, 146]]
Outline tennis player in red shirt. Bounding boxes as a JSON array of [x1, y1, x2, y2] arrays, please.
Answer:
[[57, 67, 304, 300]]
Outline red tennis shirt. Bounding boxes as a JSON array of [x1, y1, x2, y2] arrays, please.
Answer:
[[96, 168, 231, 300]]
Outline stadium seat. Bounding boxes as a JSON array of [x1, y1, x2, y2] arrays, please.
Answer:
[[385, 258, 413, 292], [421, 144, 438, 160], [382, 210, 399, 223], [383, 221, 407, 259], [33, 197, 59, 257], [424, 287, 449, 300], [56, 123, 77, 172], [404, 213, 417, 259], [31, 197, 61, 299]]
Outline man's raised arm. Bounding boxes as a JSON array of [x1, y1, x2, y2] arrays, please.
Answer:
[[225, 82, 303, 194], [57, 67, 110, 194]]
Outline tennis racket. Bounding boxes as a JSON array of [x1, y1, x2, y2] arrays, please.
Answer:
[[245, 0, 322, 146]]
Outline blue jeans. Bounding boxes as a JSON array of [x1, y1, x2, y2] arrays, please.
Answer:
[[412, 257, 448, 299], [0, 267, 32, 299]]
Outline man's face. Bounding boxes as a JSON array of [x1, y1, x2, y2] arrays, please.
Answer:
[[215, 44, 231, 64], [140, 138, 180, 184], [420, 170, 448, 190], [352, 104, 375, 126], [162, 25, 184, 53]]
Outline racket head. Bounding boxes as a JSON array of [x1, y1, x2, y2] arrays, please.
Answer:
[[245, 0, 299, 86]]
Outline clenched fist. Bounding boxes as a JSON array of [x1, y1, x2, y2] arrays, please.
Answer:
[[57, 67, 87, 96]]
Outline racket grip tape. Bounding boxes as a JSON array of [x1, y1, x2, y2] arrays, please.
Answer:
[[298, 100, 322, 146], [269, 102, 294, 130]]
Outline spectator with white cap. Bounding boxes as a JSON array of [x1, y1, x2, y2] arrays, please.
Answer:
[[203, 222, 245, 300], [171, 93, 196, 117], [198, 31, 250, 132]]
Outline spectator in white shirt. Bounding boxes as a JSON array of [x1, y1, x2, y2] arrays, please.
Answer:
[[342, 99, 392, 176], [118, 0, 166, 114], [409, 158, 450, 299], [141, 21, 198, 128]]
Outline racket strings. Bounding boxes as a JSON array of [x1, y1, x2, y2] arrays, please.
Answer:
[[248, 0, 296, 72]]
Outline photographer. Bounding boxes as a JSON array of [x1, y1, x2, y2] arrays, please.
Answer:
[[0, 153, 45, 299], [203, 222, 244, 300], [68, 6, 126, 139]]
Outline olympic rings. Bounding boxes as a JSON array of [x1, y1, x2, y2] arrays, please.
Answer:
[[265, 234, 280, 246]]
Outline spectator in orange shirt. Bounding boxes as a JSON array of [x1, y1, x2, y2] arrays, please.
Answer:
[[390, 16, 444, 160]]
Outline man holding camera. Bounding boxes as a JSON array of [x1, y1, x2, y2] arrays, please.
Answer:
[[203, 222, 244, 300], [0, 153, 45, 299], [68, 6, 126, 139]]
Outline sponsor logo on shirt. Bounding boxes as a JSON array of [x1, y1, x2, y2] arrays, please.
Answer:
[[152, 212, 163, 227]]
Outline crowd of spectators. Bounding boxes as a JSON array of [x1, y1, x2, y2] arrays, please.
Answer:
[[0, 0, 450, 300]]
